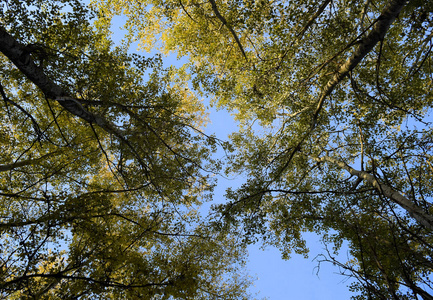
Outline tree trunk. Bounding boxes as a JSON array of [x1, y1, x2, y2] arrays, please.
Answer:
[[316, 155, 433, 231], [312, 0, 408, 124]]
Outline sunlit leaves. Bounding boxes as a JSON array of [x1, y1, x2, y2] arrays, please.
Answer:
[[0, 0, 252, 298], [95, 0, 433, 298]]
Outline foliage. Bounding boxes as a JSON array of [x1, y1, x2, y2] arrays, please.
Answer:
[[94, 0, 433, 298], [0, 0, 253, 298]]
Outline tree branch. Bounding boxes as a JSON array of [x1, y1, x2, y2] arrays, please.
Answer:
[[0, 82, 42, 139], [297, 0, 331, 39], [0, 26, 153, 177], [0, 151, 62, 173], [0, 26, 123, 136], [208, 0, 248, 61], [311, 0, 408, 127], [314, 155, 433, 230], [273, 0, 408, 181]]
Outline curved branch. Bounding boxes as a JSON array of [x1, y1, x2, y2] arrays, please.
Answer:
[[0, 151, 62, 173], [208, 0, 248, 61], [0, 26, 152, 177], [179, 0, 199, 23], [297, 0, 331, 39], [273, 0, 408, 181], [0, 82, 42, 139], [315, 155, 433, 231], [311, 0, 408, 126], [0, 26, 124, 135]]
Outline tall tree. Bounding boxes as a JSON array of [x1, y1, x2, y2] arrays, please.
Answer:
[[0, 0, 252, 298], [96, 0, 433, 298]]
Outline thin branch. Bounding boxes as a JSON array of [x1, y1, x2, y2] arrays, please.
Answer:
[[297, 0, 331, 39], [0, 151, 62, 173], [278, 0, 332, 65], [311, 0, 408, 128], [273, 0, 408, 181], [0, 82, 42, 139], [179, 0, 199, 23], [89, 123, 124, 186], [208, 0, 248, 61]]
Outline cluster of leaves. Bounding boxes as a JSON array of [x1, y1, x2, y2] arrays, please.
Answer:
[[0, 0, 253, 299], [94, 0, 433, 298], [2, 0, 433, 298]]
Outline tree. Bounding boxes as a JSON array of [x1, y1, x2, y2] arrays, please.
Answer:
[[94, 0, 433, 298], [0, 0, 253, 298]]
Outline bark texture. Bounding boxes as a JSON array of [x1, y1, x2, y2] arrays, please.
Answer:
[[316, 155, 433, 231], [0, 26, 123, 135], [0, 26, 151, 172], [312, 0, 408, 124]]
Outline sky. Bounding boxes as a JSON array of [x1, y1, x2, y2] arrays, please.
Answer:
[[107, 9, 357, 300], [206, 107, 355, 300]]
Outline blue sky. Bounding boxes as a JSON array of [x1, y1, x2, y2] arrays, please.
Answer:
[[107, 10, 356, 300], [205, 107, 355, 299]]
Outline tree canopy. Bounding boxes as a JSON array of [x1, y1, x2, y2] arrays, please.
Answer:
[[0, 0, 251, 298], [94, 0, 433, 298], [1, 0, 433, 299]]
